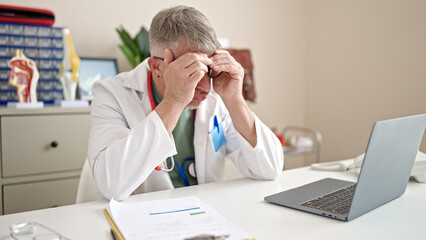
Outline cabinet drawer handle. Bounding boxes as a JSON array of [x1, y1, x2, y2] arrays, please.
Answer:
[[50, 141, 58, 148]]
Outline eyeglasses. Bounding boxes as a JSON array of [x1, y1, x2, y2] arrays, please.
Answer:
[[10, 222, 69, 240], [153, 56, 222, 79]]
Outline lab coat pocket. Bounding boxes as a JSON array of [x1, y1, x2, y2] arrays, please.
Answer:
[[209, 115, 227, 152]]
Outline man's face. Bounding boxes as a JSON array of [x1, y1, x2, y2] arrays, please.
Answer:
[[172, 47, 213, 109], [187, 72, 211, 109]]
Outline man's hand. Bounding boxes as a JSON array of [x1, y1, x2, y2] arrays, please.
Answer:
[[160, 49, 212, 109], [209, 50, 257, 147], [209, 50, 245, 103], [154, 49, 211, 135]]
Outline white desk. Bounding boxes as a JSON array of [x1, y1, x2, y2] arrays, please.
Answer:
[[0, 165, 425, 240]]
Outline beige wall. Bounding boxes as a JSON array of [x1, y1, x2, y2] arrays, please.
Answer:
[[3, 0, 307, 131], [306, 0, 426, 161], [3, 0, 425, 163]]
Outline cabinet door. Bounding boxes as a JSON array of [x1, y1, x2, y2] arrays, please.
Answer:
[[1, 114, 90, 177], [3, 178, 79, 214]]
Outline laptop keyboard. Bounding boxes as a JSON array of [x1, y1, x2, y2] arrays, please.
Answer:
[[300, 184, 356, 215]]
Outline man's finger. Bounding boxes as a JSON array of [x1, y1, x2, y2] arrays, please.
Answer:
[[185, 61, 208, 76], [164, 48, 174, 64], [189, 69, 206, 83], [176, 52, 212, 68]]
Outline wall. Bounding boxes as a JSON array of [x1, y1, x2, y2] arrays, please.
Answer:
[[2, 0, 307, 132], [306, 0, 426, 161], [3, 0, 425, 163]]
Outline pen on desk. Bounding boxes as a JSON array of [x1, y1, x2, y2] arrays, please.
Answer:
[[110, 228, 118, 240], [184, 234, 229, 240]]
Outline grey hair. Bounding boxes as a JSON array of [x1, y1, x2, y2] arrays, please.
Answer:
[[149, 5, 221, 57]]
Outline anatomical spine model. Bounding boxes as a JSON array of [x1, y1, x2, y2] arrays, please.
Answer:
[[59, 28, 80, 101], [8, 49, 40, 103]]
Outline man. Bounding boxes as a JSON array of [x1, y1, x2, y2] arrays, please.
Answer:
[[88, 5, 284, 201]]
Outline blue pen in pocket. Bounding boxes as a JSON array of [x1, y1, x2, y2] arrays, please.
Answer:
[[209, 115, 227, 152]]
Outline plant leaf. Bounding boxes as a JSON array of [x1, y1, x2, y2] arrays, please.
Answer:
[[136, 26, 150, 59], [118, 44, 137, 68], [116, 26, 141, 61]]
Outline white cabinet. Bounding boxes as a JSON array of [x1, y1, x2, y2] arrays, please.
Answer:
[[3, 178, 80, 214], [0, 107, 90, 215]]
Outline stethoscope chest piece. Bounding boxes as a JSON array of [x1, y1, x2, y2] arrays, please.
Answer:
[[188, 162, 197, 178]]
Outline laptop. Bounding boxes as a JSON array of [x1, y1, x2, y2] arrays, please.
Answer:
[[265, 113, 426, 221]]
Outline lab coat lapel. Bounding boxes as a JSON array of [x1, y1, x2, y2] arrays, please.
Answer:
[[122, 60, 152, 126], [194, 92, 217, 184], [123, 59, 149, 93]]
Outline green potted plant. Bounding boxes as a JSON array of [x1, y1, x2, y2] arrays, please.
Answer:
[[116, 26, 150, 68]]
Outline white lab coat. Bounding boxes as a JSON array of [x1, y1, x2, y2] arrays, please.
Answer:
[[88, 60, 284, 200]]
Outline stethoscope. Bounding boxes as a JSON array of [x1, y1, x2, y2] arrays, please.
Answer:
[[147, 71, 197, 185]]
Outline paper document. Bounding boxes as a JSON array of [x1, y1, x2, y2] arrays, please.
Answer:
[[106, 196, 252, 240]]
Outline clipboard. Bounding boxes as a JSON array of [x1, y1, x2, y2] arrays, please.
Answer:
[[104, 196, 254, 240]]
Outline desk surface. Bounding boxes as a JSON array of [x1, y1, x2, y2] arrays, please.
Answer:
[[0, 165, 425, 240]]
